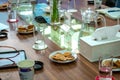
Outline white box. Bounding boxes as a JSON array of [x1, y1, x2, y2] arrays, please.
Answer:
[[79, 36, 120, 62]]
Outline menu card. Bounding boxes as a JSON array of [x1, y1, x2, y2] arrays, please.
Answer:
[[0, 23, 9, 31]]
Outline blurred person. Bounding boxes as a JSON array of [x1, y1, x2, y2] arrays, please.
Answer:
[[105, 0, 120, 8], [105, 0, 116, 7]]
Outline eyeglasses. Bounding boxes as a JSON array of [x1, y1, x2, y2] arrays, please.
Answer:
[[0, 46, 20, 66]]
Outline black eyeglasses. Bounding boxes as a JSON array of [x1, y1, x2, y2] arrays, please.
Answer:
[[0, 46, 20, 66]]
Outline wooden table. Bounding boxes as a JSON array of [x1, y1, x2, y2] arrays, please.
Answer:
[[0, 0, 120, 80]]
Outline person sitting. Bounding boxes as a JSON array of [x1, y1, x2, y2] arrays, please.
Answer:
[[105, 0, 116, 7], [105, 0, 120, 8]]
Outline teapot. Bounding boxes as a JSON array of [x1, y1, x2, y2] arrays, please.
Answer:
[[81, 8, 97, 24], [79, 8, 106, 37]]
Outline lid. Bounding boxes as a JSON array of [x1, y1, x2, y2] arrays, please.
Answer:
[[17, 60, 35, 68]]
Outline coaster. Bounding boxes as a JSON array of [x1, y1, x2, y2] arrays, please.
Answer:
[[95, 76, 115, 80], [32, 43, 48, 50]]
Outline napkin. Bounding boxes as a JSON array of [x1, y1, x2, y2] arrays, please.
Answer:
[[92, 25, 120, 41]]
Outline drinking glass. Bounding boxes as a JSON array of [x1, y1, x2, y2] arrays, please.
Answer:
[[67, 0, 77, 13], [7, 1, 18, 23], [32, 16, 48, 50], [99, 57, 113, 79]]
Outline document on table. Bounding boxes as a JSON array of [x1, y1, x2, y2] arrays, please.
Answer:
[[96, 7, 120, 19], [0, 23, 9, 31]]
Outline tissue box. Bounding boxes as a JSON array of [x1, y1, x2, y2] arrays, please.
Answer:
[[79, 36, 120, 62]]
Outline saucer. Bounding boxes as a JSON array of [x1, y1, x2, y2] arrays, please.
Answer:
[[32, 43, 48, 50]]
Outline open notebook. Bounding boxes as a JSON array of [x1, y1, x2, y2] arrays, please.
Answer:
[[96, 7, 120, 19]]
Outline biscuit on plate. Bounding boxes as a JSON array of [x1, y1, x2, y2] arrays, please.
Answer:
[[52, 53, 66, 61], [63, 52, 71, 57], [102, 60, 112, 66], [18, 26, 27, 32], [27, 25, 34, 32], [114, 60, 120, 68]]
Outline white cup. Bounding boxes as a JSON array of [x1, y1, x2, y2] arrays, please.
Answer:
[[17, 60, 35, 80]]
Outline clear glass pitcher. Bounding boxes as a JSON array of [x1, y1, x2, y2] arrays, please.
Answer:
[[79, 8, 106, 37]]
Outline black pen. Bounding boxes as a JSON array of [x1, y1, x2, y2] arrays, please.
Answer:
[[108, 10, 120, 12]]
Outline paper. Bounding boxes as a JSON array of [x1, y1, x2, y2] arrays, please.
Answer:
[[96, 7, 120, 19], [0, 23, 9, 31], [0, 51, 26, 67]]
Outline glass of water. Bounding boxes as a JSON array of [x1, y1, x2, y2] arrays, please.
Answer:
[[32, 16, 48, 50]]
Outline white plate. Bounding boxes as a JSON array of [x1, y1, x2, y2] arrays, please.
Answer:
[[49, 50, 77, 63], [18, 31, 34, 34], [102, 58, 120, 71]]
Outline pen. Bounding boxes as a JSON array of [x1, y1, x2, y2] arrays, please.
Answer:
[[108, 10, 120, 12]]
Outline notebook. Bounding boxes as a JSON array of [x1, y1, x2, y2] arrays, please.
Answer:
[[0, 50, 27, 69], [0, 23, 9, 31], [96, 7, 120, 19]]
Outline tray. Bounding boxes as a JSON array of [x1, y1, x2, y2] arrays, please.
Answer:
[[0, 50, 27, 69]]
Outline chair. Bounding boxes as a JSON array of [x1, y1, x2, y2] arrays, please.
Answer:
[[115, 0, 120, 8]]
